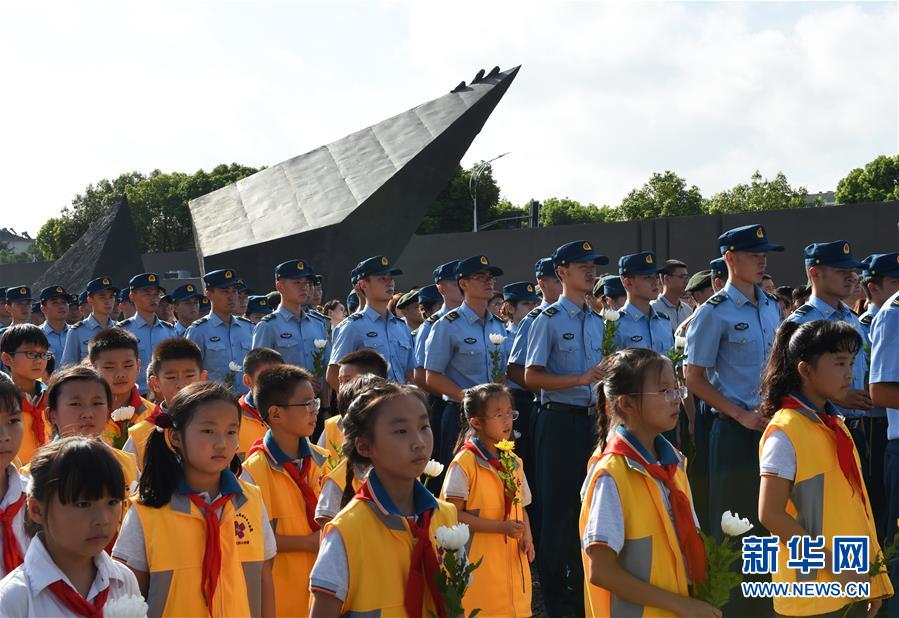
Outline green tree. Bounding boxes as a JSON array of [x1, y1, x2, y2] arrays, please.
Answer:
[[618, 171, 705, 220], [417, 163, 501, 234], [480, 199, 529, 230], [835, 154, 899, 203], [704, 171, 816, 214], [0, 242, 34, 264], [538, 197, 615, 226]]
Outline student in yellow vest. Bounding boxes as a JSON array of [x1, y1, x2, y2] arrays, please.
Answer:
[[317, 348, 389, 466], [236, 347, 284, 460], [122, 338, 207, 470], [0, 380, 29, 578], [580, 349, 720, 618], [87, 328, 155, 448], [314, 374, 388, 526], [112, 381, 276, 617], [440, 383, 534, 617], [309, 382, 457, 617], [0, 438, 141, 616], [0, 324, 51, 464], [758, 320, 892, 617], [241, 365, 328, 616]]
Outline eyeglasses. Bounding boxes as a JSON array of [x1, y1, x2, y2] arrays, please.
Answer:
[[277, 398, 320, 412], [13, 351, 53, 360], [628, 386, 688, 403], [485, 409, 519, 421], [466, 273, 496, 283]]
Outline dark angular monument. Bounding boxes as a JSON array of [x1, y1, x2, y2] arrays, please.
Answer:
[[32, 197, 144, 293], [189, 65, 521, 296]]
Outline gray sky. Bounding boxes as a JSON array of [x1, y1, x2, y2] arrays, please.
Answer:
[[1, 1, 896, 237]]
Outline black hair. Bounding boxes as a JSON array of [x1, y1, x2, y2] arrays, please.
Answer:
[[0, 380, 23, 416], [26, 436, 125, 536], [88, 327, 139, 363], [253, 365, 313, 422], [594, 349, 672, 451], [419, 300, 441, 317], [243, 347, 284, 379], [322, 299, 345, 316], [455, 383, 512, 454], [147, 337, 203, 378], [660, 259, 688, 276], [759, 320, 862, 418], [139, 381, 241, 508], [266, 291, 281, 309], [792, 285, 812, 310], [762, 273, 774, 282], [47, 365, 112, 415], [340, 382, 429, 508], [336, 374, 390, 417], [336, 348, 388, 379], [0, 324, 49, 357]]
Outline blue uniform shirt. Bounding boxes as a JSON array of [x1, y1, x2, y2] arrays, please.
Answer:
[[612, 302, 675, 354], [185, 312, 254, 394], [424, 302, 509, 400], [786, 295, 869, 418], [252, 306, 330, 374], [173, 321, 190, 337], [860, 306, 884, 418], [60, 314, 116, 367], [859, 305, 878, 340], [525, 295, 605, 406], [685, 282, 781, 411], [870, 292, 899, 438], [117, 314, 177, 393], [413, 305, 451, 368], [40, 322, 69, 369], [330, 306, 414, 383], [508, 301, 550, 392]]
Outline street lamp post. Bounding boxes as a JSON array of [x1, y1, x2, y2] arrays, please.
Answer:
[[469, 152, 510, 232]]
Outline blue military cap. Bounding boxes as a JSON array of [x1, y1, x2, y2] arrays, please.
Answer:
[[357, 255, 403, 279], [418, 284, 442, 305], [456, 255, 503, 280], [202, 269, 240, 289], [275, 259, 316, 280], [347, 290, 359, 313], [31, 301, 41, 314], [160, 294, 174, 304], [78, 291, 89, 305], [247, 295, 273, 315], [5, 286, 32, 303], [199, 295, 210, 308], [171, 283, 202, 302], [601, 275, 626, 298], [619, 252, 664, 277], [534, 257, 556, 278], [862, 253, 899, 278], [314, 275, 323, 286], [709, 258, 727, 280], [116, 288, 132, 303], [86, 276, 119, 295], [68, 293, 79, 306], [502, 281, 540, 302], [129, 272, 162, 290], [433, 260, 460, 283], [39, 285, 68, 302], [718, 224, 783, 255], [804, 240, 865, 269], [0, 288, 5, 302], [551, 240, 609, 267]]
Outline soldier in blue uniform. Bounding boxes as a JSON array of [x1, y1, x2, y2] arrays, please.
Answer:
[[66, 293, 81, 326], [524, 241, 606, 617], [0, 289, 9, 329], [197, 294, 211, 318], [327, 255, 413, 388], [860, 253, 899, 336], [252, 259, 329, 388], [38, 286, 70, 370], [171, 283, 202, 336], [186, 269, 254, 395], [424, 255, 508, 468], [709, 257, 727, 293], [117, 287, 136, 321], [117, 273, 177, 394], [2, 285, 32, 329], [613, 251, 675, 354], [60, 277, 119, 367], [245, 295, 273, 324], [29, 302, 43, 326], [597, 274, 626, 312], [413, 260, 462, 389], [417, 284, 443, 321]]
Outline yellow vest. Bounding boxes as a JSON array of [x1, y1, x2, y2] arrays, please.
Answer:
[[237, 414, 267, 461], [441, 448, 531, 617], [133, 480, 266, 617], [241, 439, 327, 617], [760, 406, 893, 615], [579, 447, 691, 618], [326, 496, 457, 616], [101, 394, 154, 448], [128, 419, 154, 471], [323, 415, 344, 465], [323, 458, 366, 494]]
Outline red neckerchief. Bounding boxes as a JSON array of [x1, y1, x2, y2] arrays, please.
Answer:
[[21, 387, 47, 448], [603, 433, 707, 585], [0, 493, 25, 573], [354, 481, 446, 618], [46, 580, 109, 618], [781, 395, 866, 506], [246, 438, 320, 531], [146, 402, 165, 425], [238, 394, 265, 424], [459, 440, 513, 520], [109, 387, 146, 440], [187, 493, 234, 615]]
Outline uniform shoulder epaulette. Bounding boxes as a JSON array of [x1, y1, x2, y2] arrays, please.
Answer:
[[444, 310, 460, 322], [794, 304, 813, 316], [527, 307, 543, 318], [707, 293, 727, 307], [236, 316, 253, 324], [426, 313, 440, 324], [161, 320, 175, 328], [860, 314, 874, 326], [191, 316, 210, 326], [543, 307, 559, 317], [765, 291, 779, 303], [655, 310, 670, 320], [260, 313, 276, 322], [70, 320, 83, 330], [115, 319, 128, 328], [307, 309, 326, 321], [348, 313, 363, 321], [892, 296, 899, 308]]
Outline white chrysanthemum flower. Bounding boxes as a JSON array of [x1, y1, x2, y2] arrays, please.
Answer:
[[103, 594, 149, 618], [228, 361, 241, 372], [110, 406, 135, 422], [422, 459, 444, 478], [488, 333, 506, 345], [601, 308, 620, 322], [721, 510, 753, 537], [675, 335, 687, 349], [435, 523, 470, 551], [314, 339, 327, 349]]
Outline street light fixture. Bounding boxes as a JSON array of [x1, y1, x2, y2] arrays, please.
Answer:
[[469, 152, 510, 232]]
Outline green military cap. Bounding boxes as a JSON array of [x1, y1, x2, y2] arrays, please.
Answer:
[[397, 289, 420, 309], [685, 270, 713, 293]]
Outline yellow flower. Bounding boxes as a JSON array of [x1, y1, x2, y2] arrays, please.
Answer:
[[495, 439, 515, 453]]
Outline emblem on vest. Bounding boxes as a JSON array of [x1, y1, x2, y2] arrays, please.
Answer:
[[234, 513, 254, 546]]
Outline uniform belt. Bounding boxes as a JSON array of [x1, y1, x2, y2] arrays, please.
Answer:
[[542, 401, 597, 416]]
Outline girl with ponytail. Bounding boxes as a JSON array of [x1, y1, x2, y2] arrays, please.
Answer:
[[758, 319, 891, 616], [579, 348, 719, 618], [111, 381, 276, 617], [309, 381, 458, 618]]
